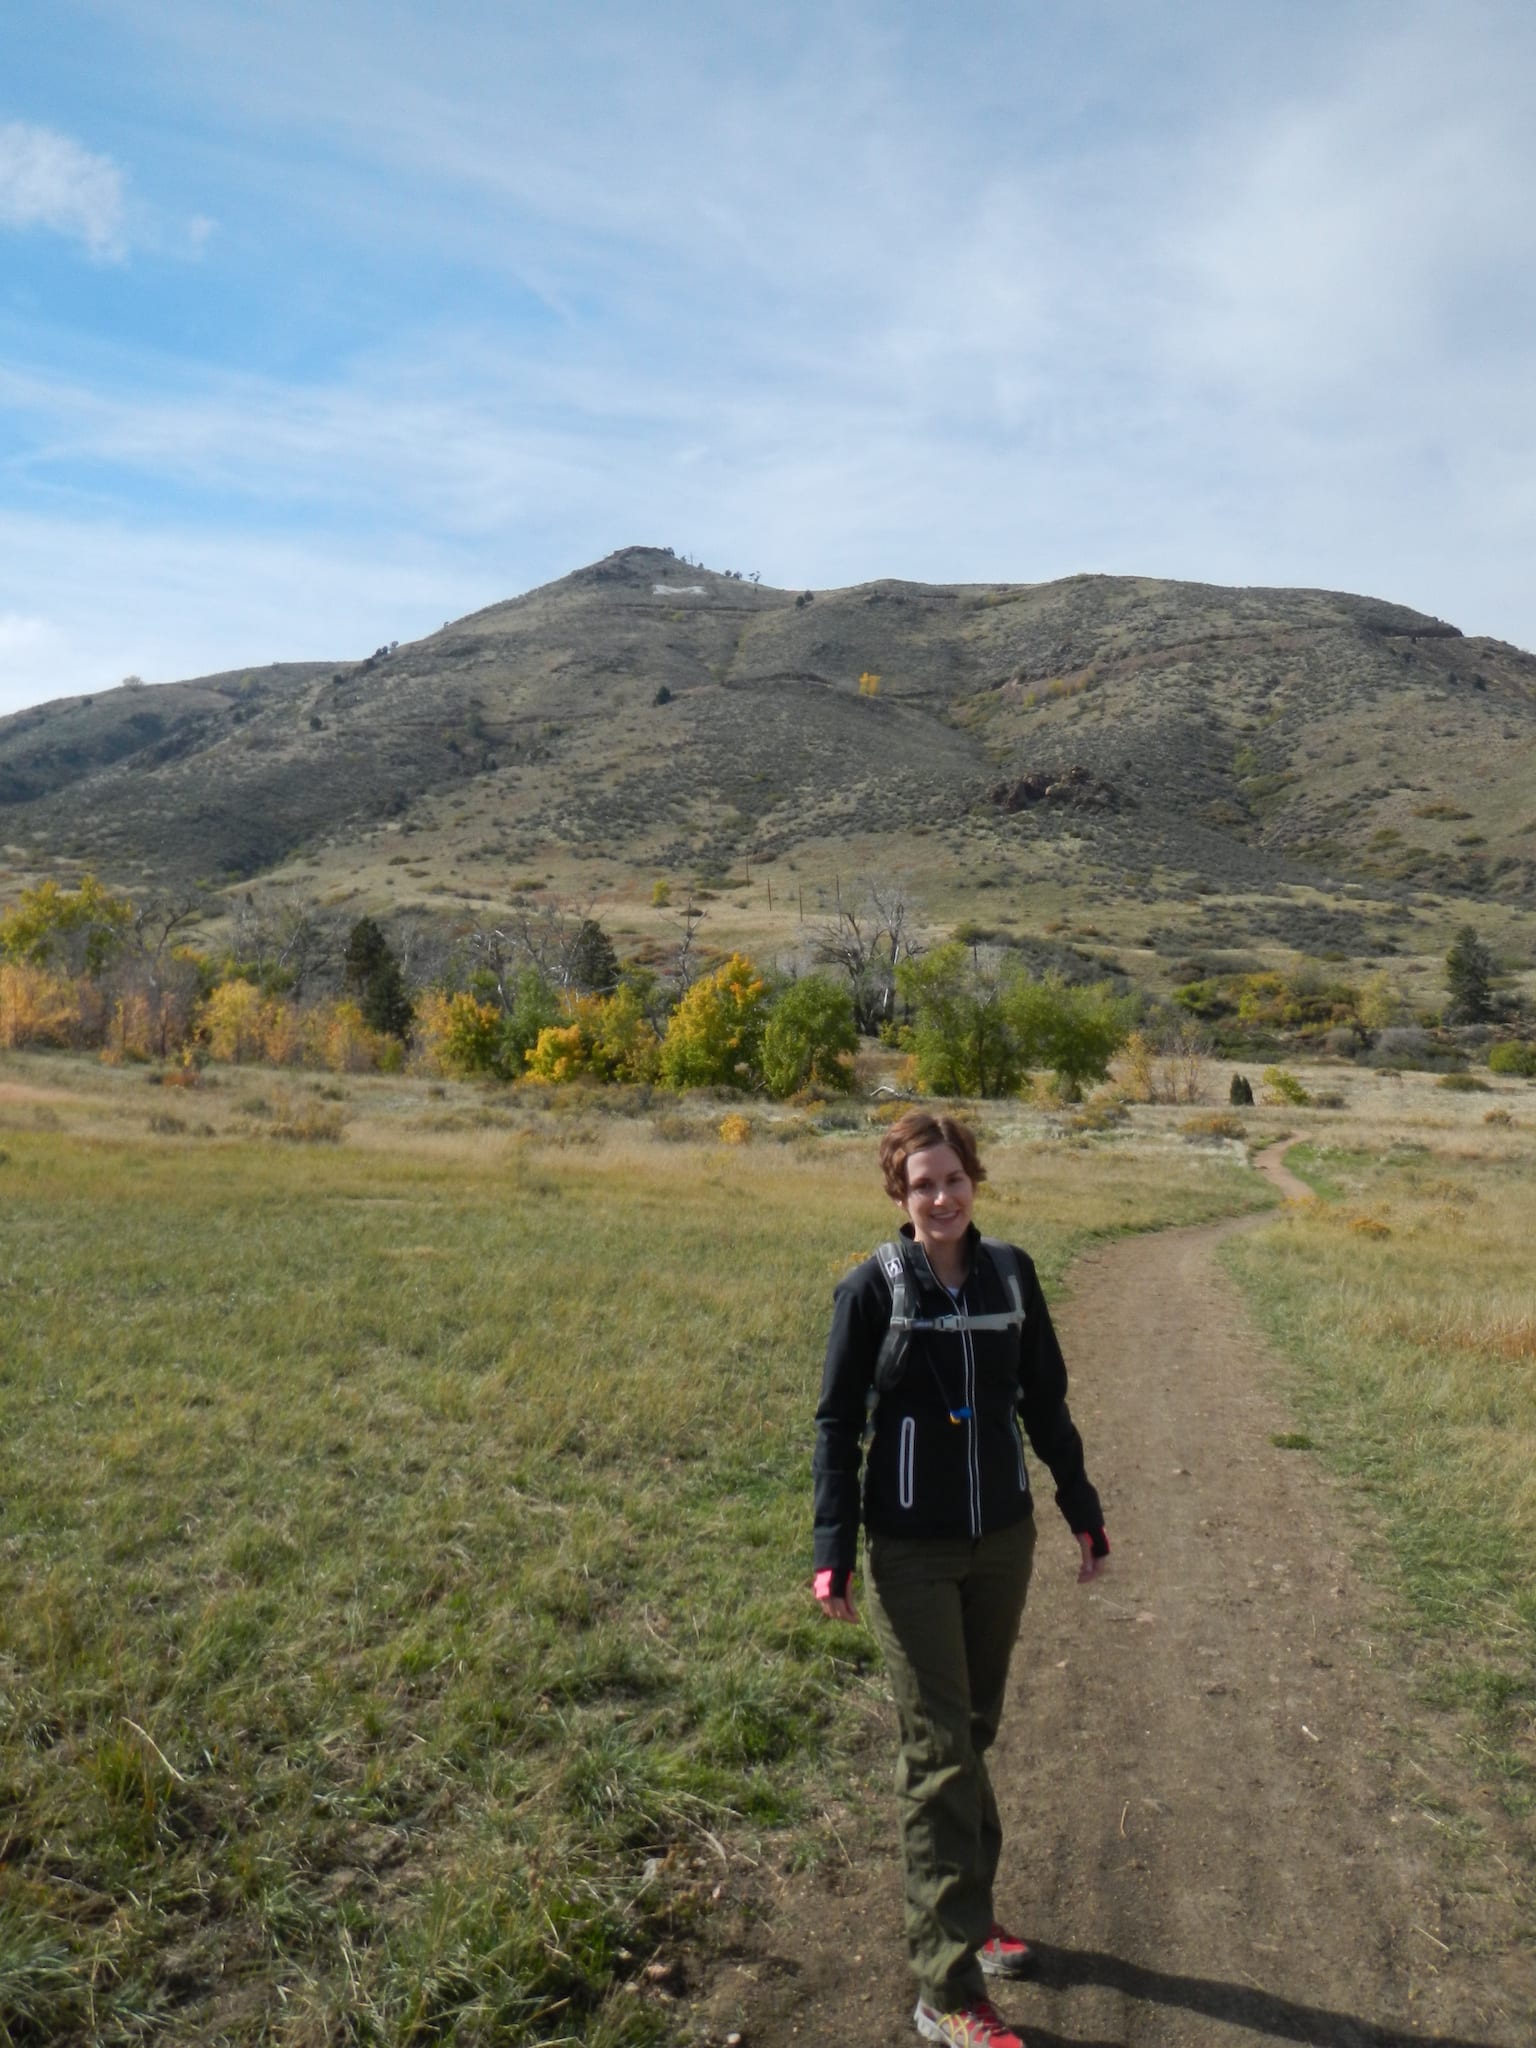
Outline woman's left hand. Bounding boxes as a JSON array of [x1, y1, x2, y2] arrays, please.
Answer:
[[1077, 1531, 1109, 1583]]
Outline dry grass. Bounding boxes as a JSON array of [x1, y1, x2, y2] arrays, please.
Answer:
[[0, 1048, 1265, 2045], [1226, 1111, 1536, 1848]]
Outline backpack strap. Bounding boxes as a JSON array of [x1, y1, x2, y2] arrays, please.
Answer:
[[885, 1235, 1027, 1336], [979, 1238, 1026, 1324]]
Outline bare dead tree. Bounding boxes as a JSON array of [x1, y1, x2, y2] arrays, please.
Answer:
[[226, 891, 341, 997], [1157, 1015, 1212, 1104], [812, 877, 922, 1032], [461, 893, 601, 1007]]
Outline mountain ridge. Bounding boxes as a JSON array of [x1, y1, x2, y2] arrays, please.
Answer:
[[3, 547, 1534, 989]]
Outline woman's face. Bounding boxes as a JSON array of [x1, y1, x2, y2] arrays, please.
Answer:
[[898, 1142, 975, 1257]]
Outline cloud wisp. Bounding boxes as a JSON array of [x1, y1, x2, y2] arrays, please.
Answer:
[[0, 121, 127, 258]]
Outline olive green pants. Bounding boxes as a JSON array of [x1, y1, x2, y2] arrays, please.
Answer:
[[865, 1516, 1037, 2009]]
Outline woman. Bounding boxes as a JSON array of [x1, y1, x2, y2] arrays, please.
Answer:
[[813, 1110, 1108, 2048]]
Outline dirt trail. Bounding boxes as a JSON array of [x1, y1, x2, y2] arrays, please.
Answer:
[[695, 1146, 1535, 2048]]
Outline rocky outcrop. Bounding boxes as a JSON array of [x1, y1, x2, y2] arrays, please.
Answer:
[[988, 765, 1128, 813]]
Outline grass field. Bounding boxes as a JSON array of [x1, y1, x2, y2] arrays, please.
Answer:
[[0, 1056, 1270, 2046], [1225, 1125, 1536, 1879]]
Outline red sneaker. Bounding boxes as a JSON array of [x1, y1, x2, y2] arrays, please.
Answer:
[[978, 1922, 1035, 1980], [913, 1996, 1025, 2048]]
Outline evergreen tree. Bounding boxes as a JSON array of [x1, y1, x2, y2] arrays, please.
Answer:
[[568, 918, 620, 995], [1444, 924, 1495, 1024], [343, 917, 413, 1039]]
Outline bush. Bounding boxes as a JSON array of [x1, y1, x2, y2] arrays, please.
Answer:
[[1488, 1041, 1536, 1077], [1262, 1066, 1311, 1106], [1182, 1112, 1247, 1140], [1370, 1026, 1431, 1067], [1437, 1072, 1491, 1093]]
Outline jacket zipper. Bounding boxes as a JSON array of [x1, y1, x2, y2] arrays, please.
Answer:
[[958, 1286, 981, 1538]]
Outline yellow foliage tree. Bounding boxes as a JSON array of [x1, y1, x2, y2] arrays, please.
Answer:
[[414, 989, 504, 1077], [858, 671, 881, 697], [0, 872, 132, 975], [199, 980, 273, 1063], [526, 987, 661, 1083], [0, 961, 84, 1049], [306, 999, 383, 1074], [659, 953, 767, 1090]]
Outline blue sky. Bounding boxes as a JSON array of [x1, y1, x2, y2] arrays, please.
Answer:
[[3, 0, 1535, 715]]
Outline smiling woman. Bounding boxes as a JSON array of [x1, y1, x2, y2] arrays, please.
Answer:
[[812, 1109, 1109, 2048]]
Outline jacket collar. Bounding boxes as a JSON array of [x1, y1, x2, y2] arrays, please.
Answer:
[[898, 1219, 981, 1294]]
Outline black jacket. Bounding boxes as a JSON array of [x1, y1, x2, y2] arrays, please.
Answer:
[[813, 1224, 1103, 1574]]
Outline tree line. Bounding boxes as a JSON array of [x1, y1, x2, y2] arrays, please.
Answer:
[[0, 874, 1139, 1099]]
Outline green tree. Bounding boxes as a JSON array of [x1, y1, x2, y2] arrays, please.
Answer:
[[659, 953, 768, 1090], [1444, 924, 1495, 1023], [0, 873, 133, 976], [761, 976, 858, 1097], [895, 944, 1023, 1097], [499, 970, 562, 1078], [1008, 976, 1132, 1099], [343, 917, 413, 1039]]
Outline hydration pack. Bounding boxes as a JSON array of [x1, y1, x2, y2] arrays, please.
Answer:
[[871, 1238, 1026, 1395]]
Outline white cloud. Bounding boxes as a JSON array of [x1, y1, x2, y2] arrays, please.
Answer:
[[0, 510, 501, 718], [0, 122, 127, 258]]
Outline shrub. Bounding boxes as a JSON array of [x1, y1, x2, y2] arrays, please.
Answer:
[[1370, 1026, 1431, 1067], [717, 1113, 753, 1145], [1262, 1066, 1311, 1106], [1437, 1072, 1491, 1093], [1181, 1112, 1246, 1140], [1118, 1029, 1156, 1103], [1488, 1041, 1536, 1078], [760, 976, 857, 1098]]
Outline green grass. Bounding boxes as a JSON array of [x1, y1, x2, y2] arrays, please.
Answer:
[[1227, 1138, 1536, 1859], [0, 1090, 1262, 2044]]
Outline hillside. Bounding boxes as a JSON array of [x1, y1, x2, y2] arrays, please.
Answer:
[[3, 547, 1535, 988]]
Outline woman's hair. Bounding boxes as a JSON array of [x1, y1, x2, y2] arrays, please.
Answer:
[[878, 1110, 987, 1203]]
